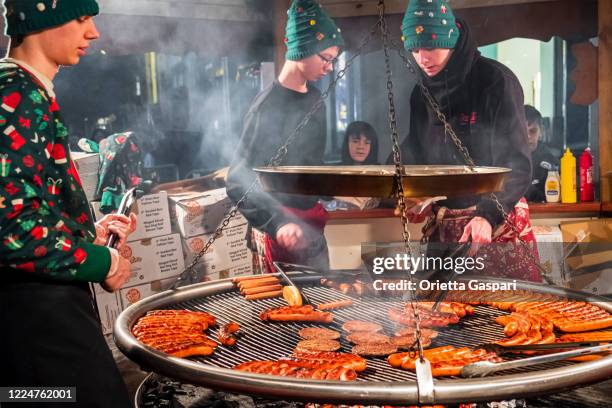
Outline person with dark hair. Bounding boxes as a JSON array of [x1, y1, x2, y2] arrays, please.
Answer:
[[227, 0, 344, 273], [0, 1, 136, 406], [524, 105, 557, 202], [396, 0, 539, 281], [341, 121, 379, 165]]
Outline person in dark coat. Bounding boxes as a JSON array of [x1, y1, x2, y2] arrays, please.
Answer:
[[397, 0, 540, 281], [340, 121, 379, 165], [226, 0, 344, 273], [524, 105, 557, 203]]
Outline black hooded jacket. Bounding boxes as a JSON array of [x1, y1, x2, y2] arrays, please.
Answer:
[[399, 20, 532, 228], [226, 81, 326, 237]]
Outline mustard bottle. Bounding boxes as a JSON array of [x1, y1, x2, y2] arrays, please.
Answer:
[[560, 148, 576, 203]]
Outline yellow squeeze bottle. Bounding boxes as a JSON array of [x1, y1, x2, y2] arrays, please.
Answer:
[[560, 148, 576, 203]]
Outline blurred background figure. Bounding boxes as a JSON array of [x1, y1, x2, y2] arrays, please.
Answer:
[[340, 121, 379, 165], [525, 105, 557, 203]]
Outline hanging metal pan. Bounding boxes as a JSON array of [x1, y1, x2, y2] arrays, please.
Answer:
[[254, 165, 511, 198]]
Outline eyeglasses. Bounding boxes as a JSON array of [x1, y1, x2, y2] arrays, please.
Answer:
[[317, 53, 337, 66]]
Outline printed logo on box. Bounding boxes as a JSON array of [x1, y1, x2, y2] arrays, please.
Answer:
[[125, 288, 142, 305]]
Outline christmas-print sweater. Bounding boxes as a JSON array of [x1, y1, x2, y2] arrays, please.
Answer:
[[0, 63, 111, 283]]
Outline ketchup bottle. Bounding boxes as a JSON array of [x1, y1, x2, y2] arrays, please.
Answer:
[[579, 147, 594, 202]]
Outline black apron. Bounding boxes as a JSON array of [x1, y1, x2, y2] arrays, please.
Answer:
[[0, 272, 131, 408]]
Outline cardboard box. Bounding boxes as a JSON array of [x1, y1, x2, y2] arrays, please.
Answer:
[[199, 261, 255, 282], [560, 220, 612, 272], [72, 151, 100, 174], [120, 233, 185, 286], [169, 187, 247, 238], [90, 192, 172, 242], [533, 225, 566, 286], [568, 269, 612, 295], [129, 192, 172, 242], [182, 223, 250, 275], [119, 277, 178, 309], [72, 152, 100, 201], [94, 289, 122, 335]]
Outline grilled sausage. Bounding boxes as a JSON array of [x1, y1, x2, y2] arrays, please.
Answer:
[[218, 322, 240, 346], [238, 276, 281, 290], [241, 284, 283, 296], [245, 290, 283, 301], [557, 316, 612, 333], [317, 299, 354, 311], [260, 305, 334, 323]]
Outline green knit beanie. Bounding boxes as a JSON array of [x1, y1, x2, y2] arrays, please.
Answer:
[[285, 0, 344, 62], [401, 0, 459, 51], [4, 0, 99, 36]]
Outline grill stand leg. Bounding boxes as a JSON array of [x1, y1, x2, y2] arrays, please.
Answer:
[[416, 357, 435, 405]]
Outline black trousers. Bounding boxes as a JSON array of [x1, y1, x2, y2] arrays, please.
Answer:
[[0, 279, 131, 408]]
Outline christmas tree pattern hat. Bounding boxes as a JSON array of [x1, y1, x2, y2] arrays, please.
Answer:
[[285, 0, 345, 61], [401, 0, 459, 51], [3, 0, 99, 36]]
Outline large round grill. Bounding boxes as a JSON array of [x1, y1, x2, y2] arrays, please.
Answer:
[[114, 275, 612, 405]]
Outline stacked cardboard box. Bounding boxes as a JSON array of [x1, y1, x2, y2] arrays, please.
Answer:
[[169, 187, 254, 281], [93, 285, 123, 335], [89, 192, 184, 332], [532, 225, 566, 287], [560, 220, 612, 295], [72, 151, 100, 202]]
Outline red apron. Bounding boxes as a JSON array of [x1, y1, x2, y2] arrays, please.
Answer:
[[259, 203, 329, 273], [424, 198, 541, 282]]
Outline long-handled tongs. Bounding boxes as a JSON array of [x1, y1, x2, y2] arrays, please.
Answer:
[[105, 187, 137, 249], [478, 340, 610, 355], [461, 343, 612, 378], [272, 261, 313, 306], [430, 239, 472, 311]]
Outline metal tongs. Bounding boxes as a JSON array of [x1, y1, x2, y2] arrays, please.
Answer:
[[479, 340, 610, 355], [272, 261, 313, 306], [105, 187, 137, 249], [430, 239, 472, 311], [461, 343, 612, 378]]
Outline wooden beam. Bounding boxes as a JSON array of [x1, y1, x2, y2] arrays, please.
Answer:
[[273, 0, 291, 76], [98, 0, 263, 22], [319, 0, 560, 18], [599, 0, 612, 203]]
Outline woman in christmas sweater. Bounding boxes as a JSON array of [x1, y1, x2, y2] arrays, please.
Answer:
[[397, 0, 539, 281], [227, 0, 344, 273], [0, 1, 136, 406]]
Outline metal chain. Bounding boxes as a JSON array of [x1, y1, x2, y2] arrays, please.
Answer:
[[388, 38, 549, 278], [171, 20, 382, 289], [378, 0, 426, 362]]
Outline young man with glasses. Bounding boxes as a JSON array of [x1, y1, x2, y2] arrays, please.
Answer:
[[227, 0, 343, 273]]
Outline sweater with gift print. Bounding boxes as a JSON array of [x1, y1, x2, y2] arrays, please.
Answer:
[[0, 62, 111, 282]]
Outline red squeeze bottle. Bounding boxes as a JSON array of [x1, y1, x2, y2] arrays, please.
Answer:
[[579, 147, 594, 202]]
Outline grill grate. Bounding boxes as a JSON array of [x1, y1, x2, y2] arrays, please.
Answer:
[[166, 285, 580, 382]]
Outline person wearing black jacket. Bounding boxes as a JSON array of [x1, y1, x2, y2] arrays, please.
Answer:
[[524, 105, 557, 203], [226, 0, 344, 273], [398, 0, 540, 281]]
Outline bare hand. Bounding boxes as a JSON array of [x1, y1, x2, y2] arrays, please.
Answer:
[[101, 253, 132, 292], [275, 223, 306, 251], [459, 216, 492, 256], [94, 213, 137, 248]]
